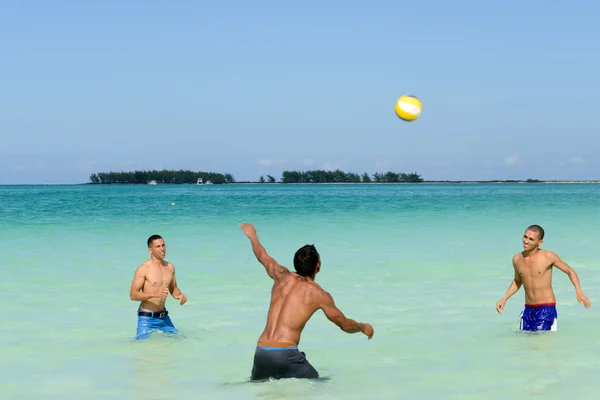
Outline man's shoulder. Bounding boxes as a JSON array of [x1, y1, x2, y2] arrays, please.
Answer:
[[538, 249, 559, 261], [278, 270, 294, 282], [306, 281, 328, 301], [134, 262, 150, 275]]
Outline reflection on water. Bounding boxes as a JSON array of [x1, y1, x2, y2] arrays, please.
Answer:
[[509, 330, 562, 396], [219, 374, 331, 400], [248, 376, 331, 400], [125, 335, 179, 400]]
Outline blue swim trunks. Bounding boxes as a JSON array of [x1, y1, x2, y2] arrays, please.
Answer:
[[519, 303, 558, 332], [136, 308, 179, 340]]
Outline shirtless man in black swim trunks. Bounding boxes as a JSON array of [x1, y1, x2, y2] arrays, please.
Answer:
[[240, 223, 374, 381]]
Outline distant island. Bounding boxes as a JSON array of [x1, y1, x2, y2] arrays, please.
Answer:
[[87, 170, 598, 185], [88, 169, 424, 184], [274, 170, 424, 183], [89, 170, 235, 184]]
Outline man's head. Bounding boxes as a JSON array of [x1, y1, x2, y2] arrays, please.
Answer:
[[293, 245, 321, 278], [523, 225, 544, 251], [147, 234, 166, 259]]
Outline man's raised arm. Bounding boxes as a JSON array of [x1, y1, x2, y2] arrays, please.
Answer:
[[240, 223, 289, 281], [319, 290, 373, 339]]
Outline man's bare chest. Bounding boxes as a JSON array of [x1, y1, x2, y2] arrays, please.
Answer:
[[517, 258, 552, 277], [145, 268, 173, 287]]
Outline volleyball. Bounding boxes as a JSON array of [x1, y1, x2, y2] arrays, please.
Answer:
[[395, 95, 422, 122]]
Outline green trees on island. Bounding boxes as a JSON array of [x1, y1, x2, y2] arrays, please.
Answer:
[[258, 175, 276, 183], [278, 169, 424, 183], [89, 169, 424, 184], [89, 170, 235, 184]]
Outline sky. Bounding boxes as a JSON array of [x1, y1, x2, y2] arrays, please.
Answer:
[[1, 0, 599, 184]]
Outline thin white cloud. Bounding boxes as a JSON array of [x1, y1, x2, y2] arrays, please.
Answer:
[[504, 155, 519, 166], [8, 164, 31, 172], [74, 161, 100, 172], [257, 158, 288, 167], [568, 156, 584, 165], [422, 160, 453, 169], [321, 160, 343, 170], [302, 158, 315, 165]]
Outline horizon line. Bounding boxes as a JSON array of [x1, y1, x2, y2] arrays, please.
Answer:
[[2, 179, 600, 186]]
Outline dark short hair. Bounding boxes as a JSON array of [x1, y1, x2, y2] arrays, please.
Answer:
[[293, 245, 320, 277], [147, 234, 163, 248], [527, 225, 545, 240]]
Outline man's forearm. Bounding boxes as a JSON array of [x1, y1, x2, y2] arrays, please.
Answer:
[[568, 270, 584, 293], [249, 235, 268, 262], [130, 291, 156, 301], [341, 318, 365, 334]]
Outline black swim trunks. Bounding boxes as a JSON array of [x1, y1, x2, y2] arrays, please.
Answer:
[[250, 346, 319, 381]]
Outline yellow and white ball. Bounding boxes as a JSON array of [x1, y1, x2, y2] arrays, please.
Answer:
[[395, 95, 422, 121]]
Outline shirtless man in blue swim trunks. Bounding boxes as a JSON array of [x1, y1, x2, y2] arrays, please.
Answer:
[[240, 223, 374, 381], [129, 235, 187, 340], [496, 225, 591, 331]]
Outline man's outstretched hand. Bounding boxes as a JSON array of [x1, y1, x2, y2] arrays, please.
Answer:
[[174, 293, 187, 305], [577, 292, 591, 308], [240, 223, 257, 238], [362, 323, 374, 340], [496, 299, 506, 313]]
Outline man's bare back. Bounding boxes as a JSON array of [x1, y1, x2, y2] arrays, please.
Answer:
[[240, 223, 373, 380], [496, 225, 590, 332], [258, 273, 317, 347], [257, 272, 349, 348]]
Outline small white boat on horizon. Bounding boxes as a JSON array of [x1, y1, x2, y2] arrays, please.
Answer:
[[148, 180, 158, 185]]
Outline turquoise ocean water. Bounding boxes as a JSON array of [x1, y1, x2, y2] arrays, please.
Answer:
[[2, 183, 599, 400]]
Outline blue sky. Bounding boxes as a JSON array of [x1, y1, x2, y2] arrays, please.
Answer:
[[1, 0, 599, 184]]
